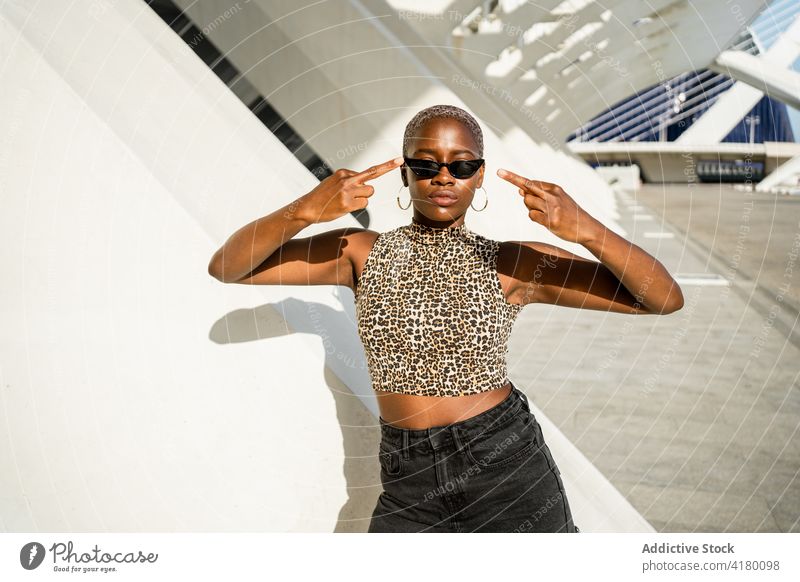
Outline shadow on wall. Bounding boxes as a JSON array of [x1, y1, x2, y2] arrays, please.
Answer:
[[208, 297, 381, 532]]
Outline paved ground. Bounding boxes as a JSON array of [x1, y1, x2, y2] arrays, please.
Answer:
[[635, 183, 800, 314], [507, 181, 800, 532]]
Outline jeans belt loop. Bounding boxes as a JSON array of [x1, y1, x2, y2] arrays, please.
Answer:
[[402, 430, 410, 460], [518, 389, 530, 412], [450, 426, 465, 453]]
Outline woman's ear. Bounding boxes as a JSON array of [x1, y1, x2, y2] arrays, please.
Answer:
[[401, 165, 408, 188]]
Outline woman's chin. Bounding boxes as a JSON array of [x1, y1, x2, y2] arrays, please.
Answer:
[[415, 203, 465, 221]]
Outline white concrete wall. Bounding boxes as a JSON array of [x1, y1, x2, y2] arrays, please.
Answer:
[[0, 0, 381, 532]]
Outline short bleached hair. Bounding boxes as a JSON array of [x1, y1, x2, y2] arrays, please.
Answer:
[[403, 104, 484, 158]]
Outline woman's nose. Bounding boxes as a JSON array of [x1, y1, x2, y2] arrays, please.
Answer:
[[431, 167, 455, 184]]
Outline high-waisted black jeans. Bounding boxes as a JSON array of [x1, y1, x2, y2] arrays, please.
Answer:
[[368, 382, 579, 533]]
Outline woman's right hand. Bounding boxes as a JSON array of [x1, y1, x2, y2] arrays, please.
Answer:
[[295, 156, 404, 224]]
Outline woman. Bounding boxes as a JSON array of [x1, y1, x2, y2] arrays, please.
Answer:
[[208, 105, 684, 533]]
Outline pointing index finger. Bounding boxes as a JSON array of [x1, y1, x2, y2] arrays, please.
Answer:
[[498, 168, 546, 194], [497, 168, 528, 188], [354, 156, 405, 183]]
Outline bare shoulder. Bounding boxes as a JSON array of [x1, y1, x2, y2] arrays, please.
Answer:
[[497, 239, 590, 305], [341, 227, 381, 290], [496, 240, 542, 305], [496, 240, 551, 278], [226, 225, 380, 288]]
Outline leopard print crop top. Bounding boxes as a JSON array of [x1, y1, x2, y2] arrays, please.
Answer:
[[354, 218, 525, 397]]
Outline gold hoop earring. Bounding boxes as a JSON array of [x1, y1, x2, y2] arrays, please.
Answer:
[[397, 184, 412, 210], [470, 186, 488, 212]]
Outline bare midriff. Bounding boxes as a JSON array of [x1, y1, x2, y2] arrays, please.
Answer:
[[375, 380, 513, 429]]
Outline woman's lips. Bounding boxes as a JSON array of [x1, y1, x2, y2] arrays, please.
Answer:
[[429, 190, 457, 206]]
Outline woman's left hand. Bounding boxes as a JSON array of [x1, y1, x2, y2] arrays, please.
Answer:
[[497, 168, 601, 245]]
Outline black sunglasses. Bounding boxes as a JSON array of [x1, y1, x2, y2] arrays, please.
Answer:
[[403, 156, 484, 179]]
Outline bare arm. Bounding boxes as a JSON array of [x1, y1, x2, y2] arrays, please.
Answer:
[[497, 168, 684, 315], [207, 157, 403, 284], [219, 226, 368, 288], [578, 223, 683, 314], [505, 240, 682, 314], [207, 201, 312, 284]]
